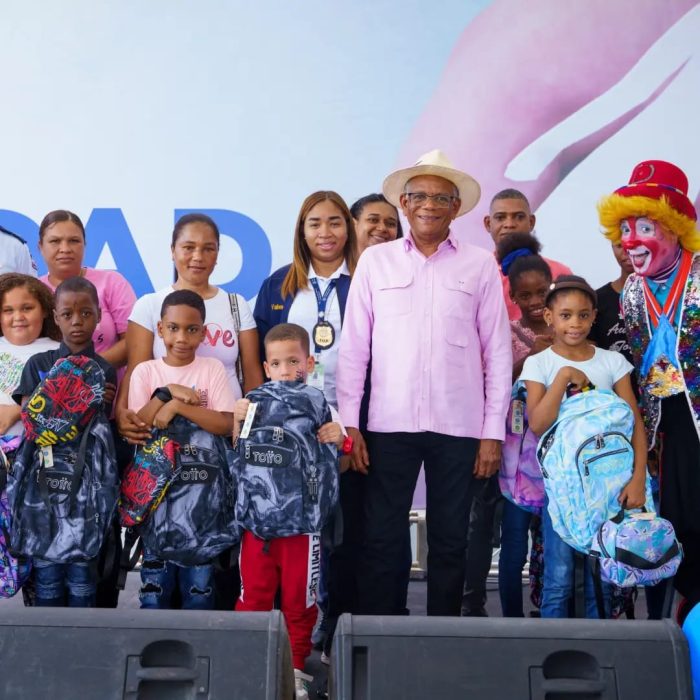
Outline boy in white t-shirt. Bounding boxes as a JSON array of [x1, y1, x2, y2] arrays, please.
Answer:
[[128, 289, 236, 609]]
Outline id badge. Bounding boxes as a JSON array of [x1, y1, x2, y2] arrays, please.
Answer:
[[308, 362, 325, 391], [240, 402, 257, 439], [40, 445, 54, 468], [511, 400, 524, 435]]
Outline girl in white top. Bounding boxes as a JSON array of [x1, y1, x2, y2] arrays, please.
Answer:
[[118, 213, 264, 444], [520, 275, 647, 619], [0, 274, 60, 442]]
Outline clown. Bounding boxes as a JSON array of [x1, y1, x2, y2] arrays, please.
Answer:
[[599, 160, 700, 617]]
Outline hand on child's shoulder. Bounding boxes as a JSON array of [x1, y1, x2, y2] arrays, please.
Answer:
[[532, 334, 553, 353]]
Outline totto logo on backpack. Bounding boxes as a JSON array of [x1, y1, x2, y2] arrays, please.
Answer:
[[499, 381, 544, 513], [537, 389, 653, 554], [7, 356, 119, 563], [138, 417, 238, 565], [234, 381, 339, 540]]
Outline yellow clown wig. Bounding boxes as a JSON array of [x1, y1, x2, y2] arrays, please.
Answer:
[[598, 194, 700, 252]]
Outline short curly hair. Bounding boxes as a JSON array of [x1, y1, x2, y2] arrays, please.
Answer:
[[0, 273, 61, 341]]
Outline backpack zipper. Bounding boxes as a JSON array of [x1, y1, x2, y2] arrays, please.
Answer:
[[575, 432, 632, 476]]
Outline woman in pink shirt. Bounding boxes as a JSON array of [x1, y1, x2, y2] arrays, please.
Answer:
[[38, 210, 136, 371]]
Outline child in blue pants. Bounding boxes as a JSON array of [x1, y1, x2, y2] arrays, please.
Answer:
[[521, 276, 648, 618]]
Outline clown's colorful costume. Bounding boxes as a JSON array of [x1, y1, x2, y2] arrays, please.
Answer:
[[599, 160, 700, 611]]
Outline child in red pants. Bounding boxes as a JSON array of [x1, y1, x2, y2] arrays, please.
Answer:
[[234, 323, 350, 700]]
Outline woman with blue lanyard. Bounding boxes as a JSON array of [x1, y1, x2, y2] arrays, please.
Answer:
[[254, 190, 358, 651], [254, 190, 358, 408]]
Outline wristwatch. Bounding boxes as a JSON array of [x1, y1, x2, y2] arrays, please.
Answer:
[[342, 435, 354, 455], [151, 386, 173, 403]]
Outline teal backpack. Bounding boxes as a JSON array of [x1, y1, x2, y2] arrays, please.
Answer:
[[537, 389, 653, 553]]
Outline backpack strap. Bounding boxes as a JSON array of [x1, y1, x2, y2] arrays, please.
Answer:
[[36, 415, 96, 511], [228, 293, 245, 389], [117, 527, 143, 590], [590, 555, 608, 619], [68, 415, 98, 505]]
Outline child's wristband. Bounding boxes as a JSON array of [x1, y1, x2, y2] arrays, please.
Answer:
[[342, 436, 354, 455], [151, 386, 173, 403]]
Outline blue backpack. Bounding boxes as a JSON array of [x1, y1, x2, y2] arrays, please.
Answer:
[[138, 417, 238, 565], [234, 381, 339, 540], [0, 451, 31, 598], [8, 414, 119, 563], [537, 389, 653, 554]]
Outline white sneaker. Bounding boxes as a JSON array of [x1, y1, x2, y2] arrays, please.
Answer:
[[294, 669, 313, 700]]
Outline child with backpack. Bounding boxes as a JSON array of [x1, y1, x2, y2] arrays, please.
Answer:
[[0, 274, 61, 599], [495, 233, 553, 617], [126, 289, 236, 610], [233, 323, 349, 700], [521, 275, 647, 618], [11, 277, 117, 606]]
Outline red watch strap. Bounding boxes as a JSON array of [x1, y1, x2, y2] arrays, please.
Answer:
[[342, 436, 354, 455]]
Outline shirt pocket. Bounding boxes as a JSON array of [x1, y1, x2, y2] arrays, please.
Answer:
[[374, 272, 413, 317], [442, 276, 476, 355], [441, 275, 477, 322]]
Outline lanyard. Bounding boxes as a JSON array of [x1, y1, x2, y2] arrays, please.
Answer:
[[642, 248, 692, 330], [310, 278, 337, 321], [309, 278, 337, 355]]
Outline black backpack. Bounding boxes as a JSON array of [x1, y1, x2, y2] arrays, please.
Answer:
[[234, 381, 339, 540], [138, 417, 239, 565], [7, 412, 119, 563]]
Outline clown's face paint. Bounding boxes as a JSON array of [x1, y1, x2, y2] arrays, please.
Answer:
[[619, 217, 680, 277]]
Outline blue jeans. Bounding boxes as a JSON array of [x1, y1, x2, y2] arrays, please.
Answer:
[[541, 504, 610, 618], [139, 552, 214, 610], [498, 499, 532, 617], [34, 559, 97, 607]]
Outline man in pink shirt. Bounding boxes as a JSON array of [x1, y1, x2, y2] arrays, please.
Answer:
[[336, 150, 512, 616], [484, 189, 573, 320]]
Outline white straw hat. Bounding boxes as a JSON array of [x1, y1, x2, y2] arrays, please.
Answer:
[[382, 149, 481, 217]]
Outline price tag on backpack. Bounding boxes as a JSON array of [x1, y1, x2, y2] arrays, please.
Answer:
[[40, 445, 54, 468], [511, 399, 525, 435], [240, 402, 257, 439], [308, 362, 325, 391]]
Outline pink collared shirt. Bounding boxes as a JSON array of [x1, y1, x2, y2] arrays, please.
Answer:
[[337, 232, 512, 440]]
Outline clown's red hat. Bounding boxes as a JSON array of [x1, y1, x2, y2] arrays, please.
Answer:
[[614, 160, 697, 221], [598, 160, 700, 252]]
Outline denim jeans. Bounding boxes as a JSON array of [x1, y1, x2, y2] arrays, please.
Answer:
[[34, 559, 97, 607], [541, 504, 610, 618], [139, 552, 214, 610], [498, 499, 532, 617]]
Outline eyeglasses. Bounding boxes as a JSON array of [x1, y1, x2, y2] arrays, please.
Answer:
[[404, 192, 458, 209]]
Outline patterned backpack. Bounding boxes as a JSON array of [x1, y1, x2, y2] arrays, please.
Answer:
[[21, 355, 106, 446], [234, 381, 339, 540], [0, 451, 31, 598], [138, 417, 238, 565], [119, 432, 181, 527], [537, 389, 653, 554], [499, 381, 544, 513], [7, 357, 119, 563], [590, 509, 682, 587]]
